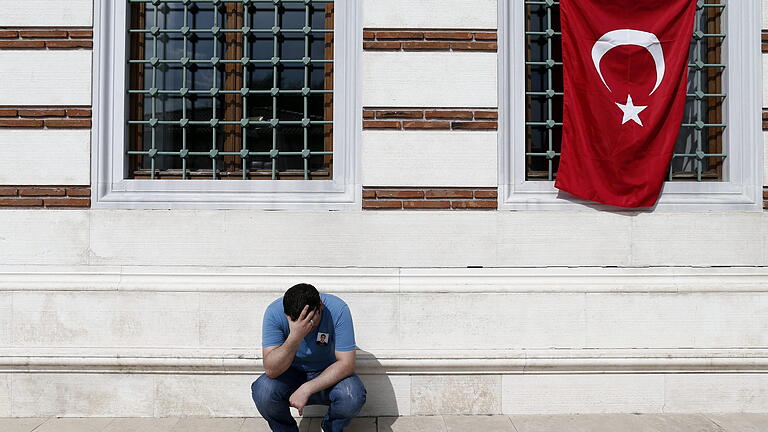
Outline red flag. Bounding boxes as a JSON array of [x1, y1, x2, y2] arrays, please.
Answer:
[[555, 0, 697, 208]]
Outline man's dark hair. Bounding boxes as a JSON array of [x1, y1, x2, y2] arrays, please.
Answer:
[[283, 283, 321, 321]]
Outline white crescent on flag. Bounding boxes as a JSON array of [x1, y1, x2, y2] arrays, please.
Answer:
[[591, 29, 666, 95]]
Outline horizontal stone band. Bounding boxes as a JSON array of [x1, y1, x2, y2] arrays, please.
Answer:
[[2, 348, 768, 375], [2, 265, 768, 293]]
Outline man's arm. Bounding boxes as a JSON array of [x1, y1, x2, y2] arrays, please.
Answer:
[[288, 350, 356, 415], [262, 305, 316, 379]]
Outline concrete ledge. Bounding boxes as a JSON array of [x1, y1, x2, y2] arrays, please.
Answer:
[[2, 348, 768, 374], [3, 265, 768, 293]]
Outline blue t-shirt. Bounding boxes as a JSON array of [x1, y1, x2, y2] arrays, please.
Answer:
[[262, 293, 356, 372]]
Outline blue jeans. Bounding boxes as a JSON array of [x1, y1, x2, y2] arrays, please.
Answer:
[[251, 368, 366, 432]]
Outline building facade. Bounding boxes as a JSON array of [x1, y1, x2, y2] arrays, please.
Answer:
[[0, 0, 766, 417]]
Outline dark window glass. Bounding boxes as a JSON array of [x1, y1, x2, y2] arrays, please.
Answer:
[[128, 0, 334, 180]]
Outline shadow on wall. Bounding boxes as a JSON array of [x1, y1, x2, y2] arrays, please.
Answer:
[[296, 349, 399, 426]]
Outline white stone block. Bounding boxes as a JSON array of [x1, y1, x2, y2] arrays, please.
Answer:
[[397, 293, 586, 350], [342, 294, 400, 351], [89, 210, 229, 266], [15, 211, 768, 270], [496, 211, 632, 267], [359, 375, 411, 417], [0, 294, 10, 348], [0, 129, 90, 185], [0, 210, 89, 266], [89, 211, 500, 268], [764, 54, 768, 108], [412, 375, 501, 415], [11, 374, 154, 416], [501, 374, 665, 414], [630, 212, 765, 266], [0, 0, 92, 27], [585, 293, 768, 348], [0, 51, 91, 106], [11, 292, 200, 347], [765, 214, 768, 264], [363, 0, 497, 29], [764, 131, 768, 187], [364, 52, 497, 107], [199, 292, 275, 349], [764, 0, 768, 30], [362, 131, 497, 187], [0, 374, 9, 416], [155, 375, 257, 417], [663, 374, 768, 413]]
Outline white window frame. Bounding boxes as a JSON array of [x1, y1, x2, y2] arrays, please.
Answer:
[[92, 0, 362, 210], [498, 0, 763, 211]]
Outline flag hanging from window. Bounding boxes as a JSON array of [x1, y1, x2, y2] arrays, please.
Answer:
[[554, 0, 697, 208]]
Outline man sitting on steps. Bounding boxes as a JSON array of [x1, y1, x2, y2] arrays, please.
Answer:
[[251, 283, 366, 432]]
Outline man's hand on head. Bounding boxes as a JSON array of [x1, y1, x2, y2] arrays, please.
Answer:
[[287, 305, 317, 341]]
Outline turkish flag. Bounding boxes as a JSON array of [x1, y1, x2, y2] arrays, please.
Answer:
[[554, 0, 697, 208]]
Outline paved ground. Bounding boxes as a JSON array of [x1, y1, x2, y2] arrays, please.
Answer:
[[1, 414, 767, 432]]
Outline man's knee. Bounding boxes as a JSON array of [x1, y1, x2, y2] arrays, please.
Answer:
[[330, 375, 367, 417], [251, 374, 291, 409]]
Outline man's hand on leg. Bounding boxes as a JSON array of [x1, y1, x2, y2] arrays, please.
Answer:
[[288, 386, 312, 416]]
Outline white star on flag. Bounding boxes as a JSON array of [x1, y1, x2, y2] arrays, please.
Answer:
[[615, 94, 648, 126]]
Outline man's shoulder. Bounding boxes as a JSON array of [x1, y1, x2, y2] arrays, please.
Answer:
[[320, 293, 349, 311], [264, 297, 285, 319]]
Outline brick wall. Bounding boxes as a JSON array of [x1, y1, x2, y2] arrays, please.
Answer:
[[0, 26, 93, 208], [363, 108, 498, 131], [0, 108, 91, 129], [364, 30, 497, 52], [0, 28, 92, 49], [363, 27, 498, 210], [0, 186, 90, 208], [363, 188, 498, 210]]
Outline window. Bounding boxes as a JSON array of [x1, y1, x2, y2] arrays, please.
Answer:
[[499, 0, 763, 210], [93, 0, 361, 209]]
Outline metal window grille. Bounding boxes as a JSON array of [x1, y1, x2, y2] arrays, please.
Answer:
[[127, 0, 334, 180], [525, 0, 726, 182]]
